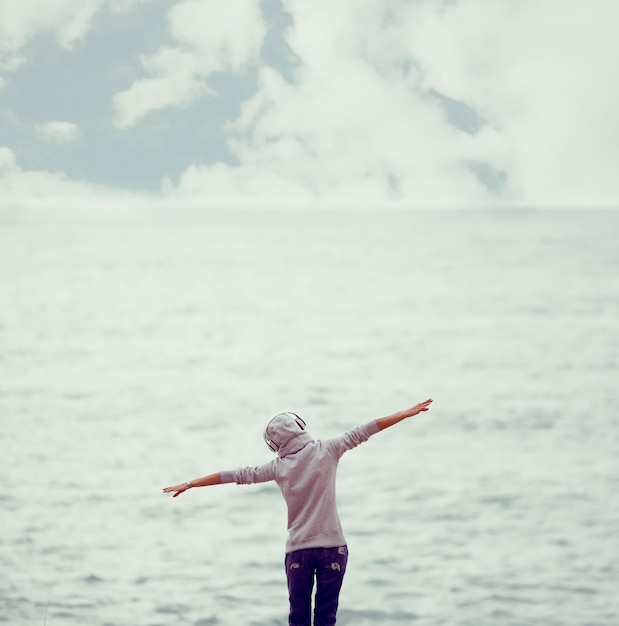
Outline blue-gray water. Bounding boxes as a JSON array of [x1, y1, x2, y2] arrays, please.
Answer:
[[1, 209, 618, 626]]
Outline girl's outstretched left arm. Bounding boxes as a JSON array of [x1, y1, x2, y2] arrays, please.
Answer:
[[163, 472, 222, 498]]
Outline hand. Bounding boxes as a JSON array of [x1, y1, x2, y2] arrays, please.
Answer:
[[162, 482, 191, 498], [403, 398, 432, 418], [376, 398, 433, 431]]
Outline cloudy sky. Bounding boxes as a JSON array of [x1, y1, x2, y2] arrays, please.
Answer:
[[1, 0, 618, 210]]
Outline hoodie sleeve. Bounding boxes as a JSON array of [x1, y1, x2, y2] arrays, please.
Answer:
[[220, 459, 278, 485], [323, 420, 381, 459]]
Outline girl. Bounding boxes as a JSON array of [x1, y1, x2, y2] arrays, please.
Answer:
[[163, 399, 432, 626]]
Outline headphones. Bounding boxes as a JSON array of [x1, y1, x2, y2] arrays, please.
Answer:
[[264, 412, 306, 452]]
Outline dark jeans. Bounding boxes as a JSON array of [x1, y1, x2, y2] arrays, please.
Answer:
[[285, 545, 348, 626]]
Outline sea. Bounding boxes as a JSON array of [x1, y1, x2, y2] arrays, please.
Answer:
[[1, 208, 618, 626]]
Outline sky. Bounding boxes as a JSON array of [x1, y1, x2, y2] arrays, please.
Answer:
[[1, 0, 618, 210]]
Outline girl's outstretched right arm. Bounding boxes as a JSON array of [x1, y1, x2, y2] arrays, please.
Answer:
[[375, 399, 433, 431]]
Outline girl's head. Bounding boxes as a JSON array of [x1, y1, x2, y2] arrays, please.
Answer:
[[264, 412, 307, 453]]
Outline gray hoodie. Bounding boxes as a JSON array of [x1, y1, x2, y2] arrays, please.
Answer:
[[220, 415, 381, 553]]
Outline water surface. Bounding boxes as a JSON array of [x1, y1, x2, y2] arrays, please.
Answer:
[[1, 209, 618, 625]]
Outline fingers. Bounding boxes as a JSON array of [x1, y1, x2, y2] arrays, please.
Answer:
[[411, 399, 433, 414]]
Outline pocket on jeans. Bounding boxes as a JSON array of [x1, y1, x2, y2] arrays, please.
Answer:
[[327, 545, 348, 573]]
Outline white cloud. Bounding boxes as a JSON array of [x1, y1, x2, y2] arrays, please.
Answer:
[[0, 0, 154, 70], [0, 147, 16, 171], [2, 0, 618, 210], [0, 0, 100, 70], [162, 0, 504, 208], [112, 47, 209, 130], [401, 0, 619, 208], [0, 146, 152, 209], [161, 0, 619, 209], [166, 64, 498, 208], [35, 121, 81, 143], [112, 0, 267, 129]]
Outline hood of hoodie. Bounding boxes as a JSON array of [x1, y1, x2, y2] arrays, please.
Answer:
[[266, 413, 314, 457]]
